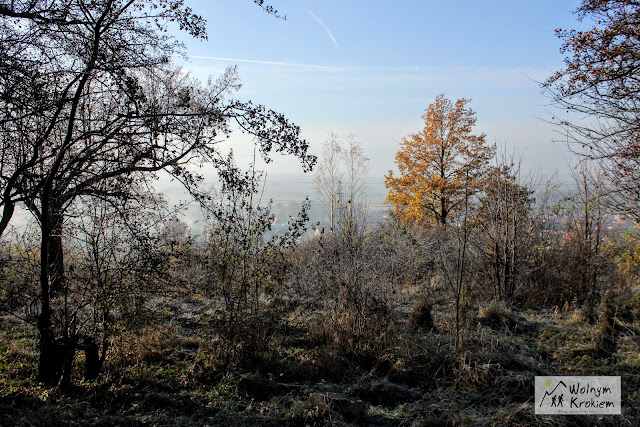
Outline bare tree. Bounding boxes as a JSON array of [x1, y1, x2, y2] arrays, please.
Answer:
[[0, 0, 315, 385], [337, 134, 370, 250], [474, 147, 535, 303], [205, 154, 311, 365], [313, 132, 343, 232], [314, 132, 369, 237], [562, 160, 608, 301], [63, 188, 169, 380], [526, 162, 610, 306]]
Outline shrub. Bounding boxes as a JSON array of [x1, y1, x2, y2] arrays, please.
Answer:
[[407, 294, 435, 331], [477, 301, 512, 329]]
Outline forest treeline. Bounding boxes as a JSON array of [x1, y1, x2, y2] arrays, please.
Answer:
[[1, 1, 639, 424]]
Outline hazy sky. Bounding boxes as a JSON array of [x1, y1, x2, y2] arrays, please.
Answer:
[[167, 0, 588, 205], [11, 1, 594, 233]]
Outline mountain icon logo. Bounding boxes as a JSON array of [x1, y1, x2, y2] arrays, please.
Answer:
[[540, 380, 567, 407]]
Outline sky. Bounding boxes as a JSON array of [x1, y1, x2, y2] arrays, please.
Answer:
[[164, 0, 588, 217], [7, 0, 597, 234]]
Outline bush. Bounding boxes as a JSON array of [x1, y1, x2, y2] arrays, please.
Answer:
[[569, 302, 598, 325], [477, 301, 512, 329], [407, 294, 435, 331]]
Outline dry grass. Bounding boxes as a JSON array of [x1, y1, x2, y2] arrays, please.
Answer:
[[1, 295, 639, 426]]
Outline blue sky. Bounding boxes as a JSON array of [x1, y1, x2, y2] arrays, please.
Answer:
[[10, 1, 593, 233], [168, 0, 587, 206]]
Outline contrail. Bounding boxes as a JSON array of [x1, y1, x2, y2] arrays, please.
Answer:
[[307, 10, 340, 49], [187, 55, 341, 70]]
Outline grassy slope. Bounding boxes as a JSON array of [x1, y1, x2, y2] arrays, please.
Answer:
[[1, 299, 639, 426]]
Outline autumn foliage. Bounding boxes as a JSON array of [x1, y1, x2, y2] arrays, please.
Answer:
[[385, 95, 494, 226], [544, 0, 640, 220]]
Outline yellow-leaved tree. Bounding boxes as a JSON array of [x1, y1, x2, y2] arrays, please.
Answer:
[[385, 94, 494, 226]]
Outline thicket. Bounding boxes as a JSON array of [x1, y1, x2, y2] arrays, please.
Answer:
[[2, 160, 638, 377]]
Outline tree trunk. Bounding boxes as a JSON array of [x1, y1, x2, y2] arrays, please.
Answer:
[[38, 189, 55, 385], [37, 313, 60, 385], [48, 213, 65, 293], [37, 198, 72, 385], [84, 339, 100, 381]]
